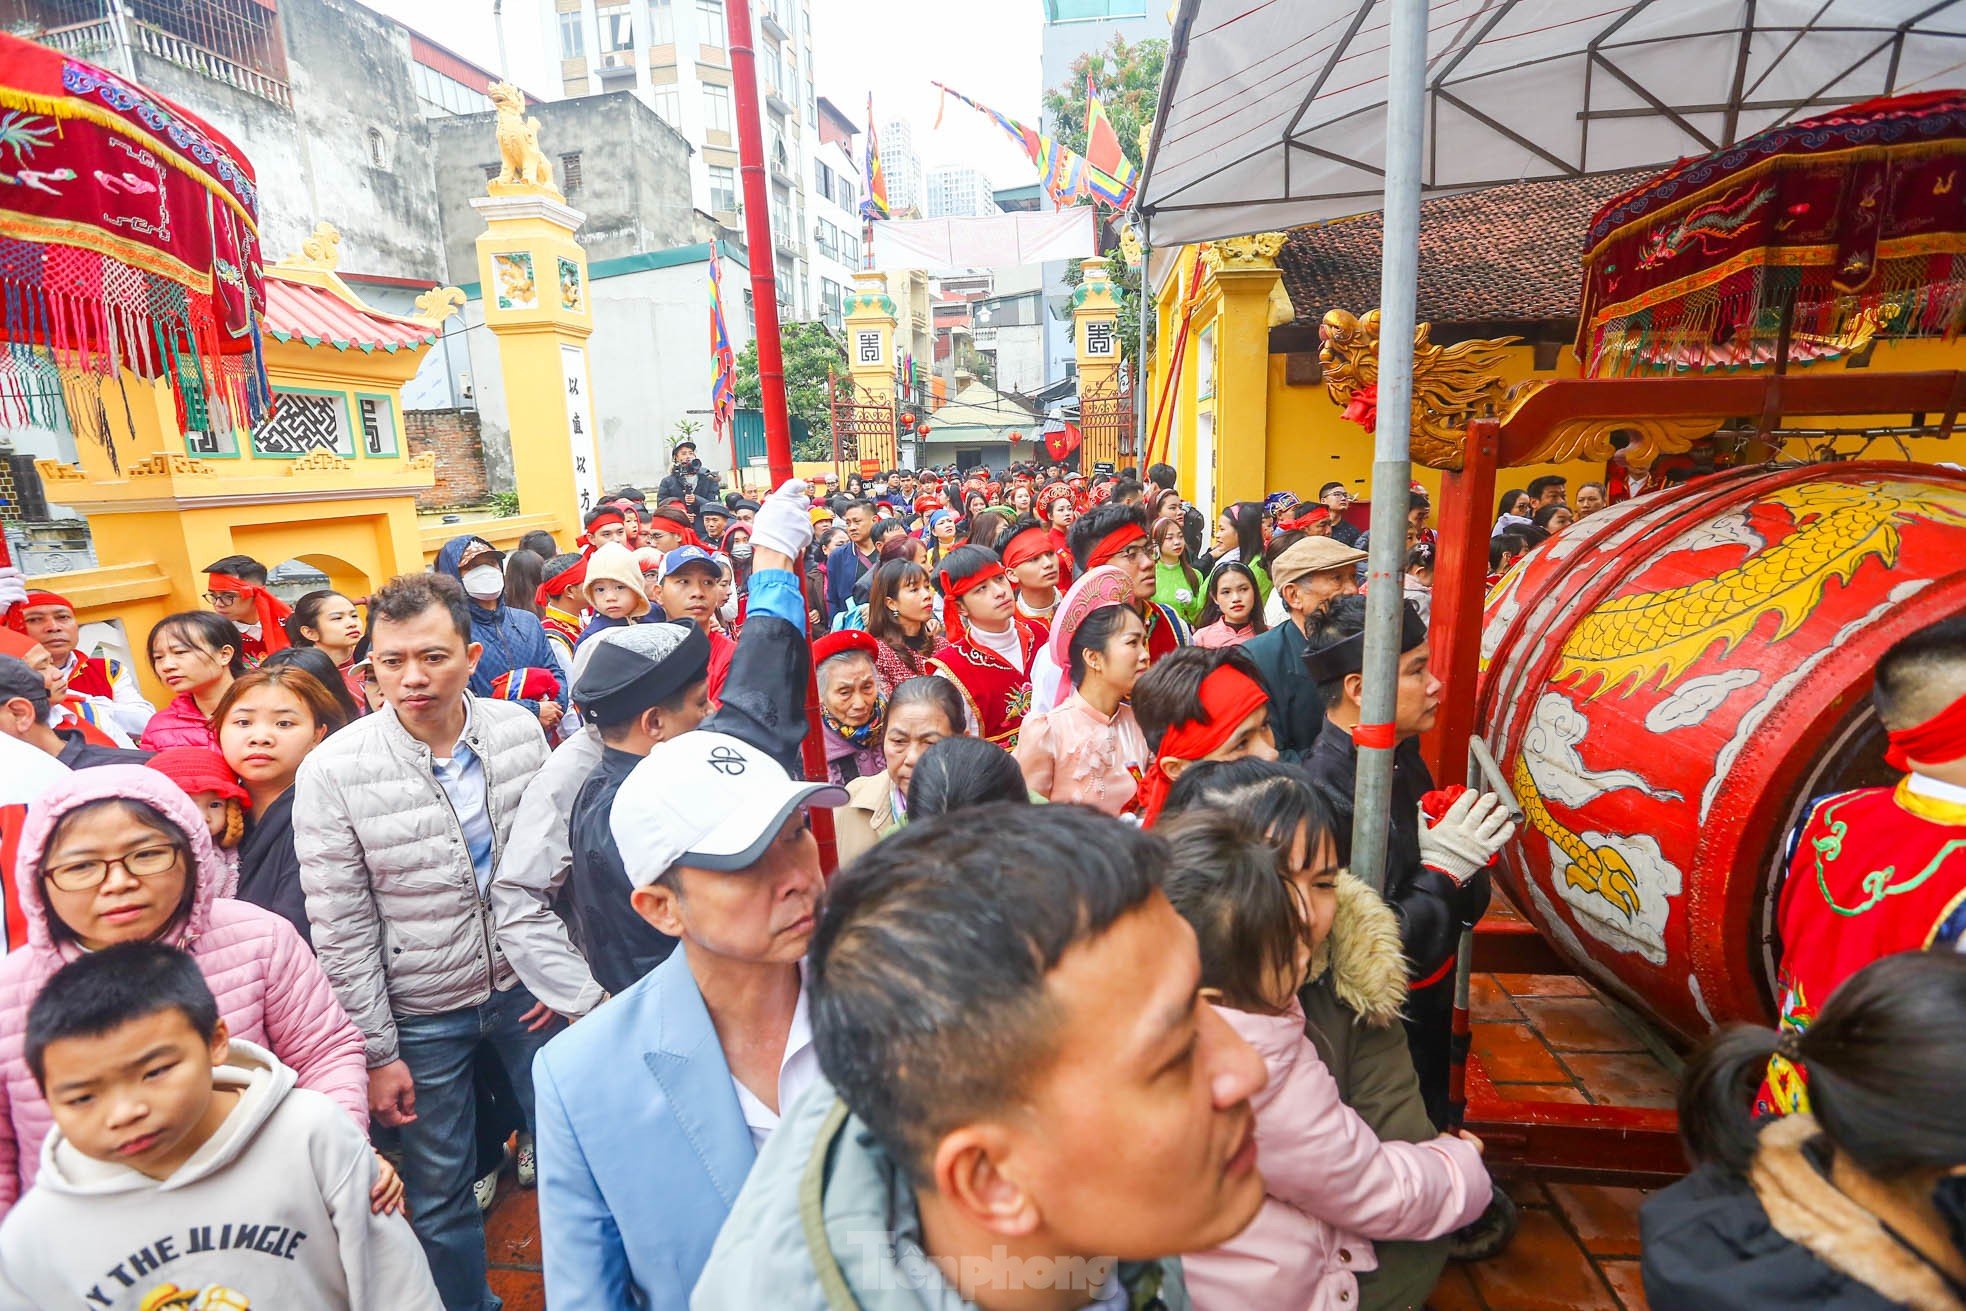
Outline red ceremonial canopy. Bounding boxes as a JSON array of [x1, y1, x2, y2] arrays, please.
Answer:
[[0, 31, 267, 444], [1577, 91, 1966, 377]]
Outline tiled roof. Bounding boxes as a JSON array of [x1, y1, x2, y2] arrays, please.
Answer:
[[1278, 170, 1657, 327], [262, 276, 438, 353]]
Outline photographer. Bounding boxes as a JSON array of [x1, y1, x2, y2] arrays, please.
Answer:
[[656, 439, 721, 512]]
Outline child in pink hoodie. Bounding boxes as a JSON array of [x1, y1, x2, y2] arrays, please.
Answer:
[[1160, 811, 1491, 1311]]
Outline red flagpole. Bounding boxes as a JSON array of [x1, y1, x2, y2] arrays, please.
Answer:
[[723, 0, 835, 871], [725, 0, 792, 487]]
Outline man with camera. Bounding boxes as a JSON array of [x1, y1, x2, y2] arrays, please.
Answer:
[[657, 439, 721, 513]]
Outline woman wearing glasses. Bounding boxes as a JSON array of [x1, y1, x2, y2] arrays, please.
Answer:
[[0, 764, 372, 1215], [139, 611, 247, 751]]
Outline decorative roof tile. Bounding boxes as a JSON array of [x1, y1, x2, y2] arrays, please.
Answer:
[[262, 276, 438, 354], [1279, 170, 1657, 328]]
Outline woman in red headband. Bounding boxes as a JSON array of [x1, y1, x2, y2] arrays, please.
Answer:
[[928, 546, 1047, 749], [1130, 647, 1279, 826], [1762, 613, 1966, 1117]]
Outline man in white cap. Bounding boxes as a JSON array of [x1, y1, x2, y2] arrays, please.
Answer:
[[531, 480, 847, 1311], [1242, 533, 1368, 761]]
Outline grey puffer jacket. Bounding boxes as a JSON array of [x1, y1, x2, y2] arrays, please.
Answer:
[[295, 696, 548, 1066]]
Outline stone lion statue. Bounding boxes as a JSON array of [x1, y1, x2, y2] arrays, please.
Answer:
[[489, 82, 555, 192]]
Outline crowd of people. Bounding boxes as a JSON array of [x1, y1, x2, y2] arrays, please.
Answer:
[[0, 434, 1957, 1311]]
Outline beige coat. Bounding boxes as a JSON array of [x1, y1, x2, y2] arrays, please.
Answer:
[[833, 772, 901, 866]]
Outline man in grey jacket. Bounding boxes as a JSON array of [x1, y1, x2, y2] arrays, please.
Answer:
[[295, 572, 555, 1311], [692, 803, 1269, 1311]]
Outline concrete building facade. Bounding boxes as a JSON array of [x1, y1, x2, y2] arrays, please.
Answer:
[[543, 0, 817, 319], [878, 117, 926, 217], [925, 166, 1002, 220], [807, 97, 861, 332]]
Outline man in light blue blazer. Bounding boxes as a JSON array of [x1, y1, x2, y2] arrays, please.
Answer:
[[531, 726, 845, 1310], [532, 489, 846, 1311]]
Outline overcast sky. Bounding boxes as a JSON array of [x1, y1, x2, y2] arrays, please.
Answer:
[[372, 0, 1044, 187]]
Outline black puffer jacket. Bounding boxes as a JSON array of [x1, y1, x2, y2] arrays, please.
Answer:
[[1642, 1114, 1966, 1311]]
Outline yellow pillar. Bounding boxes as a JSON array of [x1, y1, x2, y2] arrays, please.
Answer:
[[1072, 257, 1125, 471], [472, 89, 603, 529], [1194, 233, 1288, 516], [842, 272, 898, 472]]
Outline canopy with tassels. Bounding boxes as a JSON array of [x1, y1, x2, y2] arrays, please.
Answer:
[[0, 31, 268, 446]]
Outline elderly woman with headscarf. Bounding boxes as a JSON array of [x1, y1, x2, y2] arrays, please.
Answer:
[[814, 630, 887, 784], [1011, 566, 1152, 817]]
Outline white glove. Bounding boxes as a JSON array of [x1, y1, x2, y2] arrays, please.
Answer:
[[749, 478, 813, 561], [1417, 790, 1516, 885], [0, 566, 26, 611]]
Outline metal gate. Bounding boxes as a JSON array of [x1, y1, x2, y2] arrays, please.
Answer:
[[828, 373, 898, 474], [1078, 371, 1135, 472]]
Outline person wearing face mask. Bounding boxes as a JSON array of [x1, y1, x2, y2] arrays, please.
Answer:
[[434, 534, 568, 736]]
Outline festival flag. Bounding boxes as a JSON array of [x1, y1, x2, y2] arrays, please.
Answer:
[[934, 81, 1104, 209], [708, 244, 737, 446], [1083, 72, 1139, 208], [862, 94, 890, 219]]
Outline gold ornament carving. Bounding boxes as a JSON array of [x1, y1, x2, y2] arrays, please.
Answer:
[[290, 450, 352, 473], [33, 459, 86, 483], [1318, 308, 1521, 470], [1117, 222, 1144, 269], [488, 83, 560, 197], [414, 286, 467, 326], [1203, 231, 1288, 272], [286, 222, 342, 271], [128, 453, 217, 477], [1504, 396, 1725, 471]]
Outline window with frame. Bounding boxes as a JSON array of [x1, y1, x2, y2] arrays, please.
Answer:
[[597, 1, 634, 51], [697, 0, 725, 45], [709, 164, 738, 213], [649, 83, 679, 124], [558, 10, 584, 59], [821, 278, 844, 328], [648, 0, 675, 43], [703, 82, 732, 134]]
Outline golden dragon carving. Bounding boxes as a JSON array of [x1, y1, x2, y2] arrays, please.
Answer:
[[1318, 308, 1521, 470]]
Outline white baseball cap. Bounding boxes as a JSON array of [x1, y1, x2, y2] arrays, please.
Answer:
[[609, 730, 848, 887]]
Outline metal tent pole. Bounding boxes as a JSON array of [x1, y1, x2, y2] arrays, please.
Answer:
[[1351, 0, 1428, 893]]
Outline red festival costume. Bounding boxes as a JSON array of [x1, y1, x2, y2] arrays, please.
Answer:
[[928, 560, 1047, 748], [1762, 694, 1966, 1115]]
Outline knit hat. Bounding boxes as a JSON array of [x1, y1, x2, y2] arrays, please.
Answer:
[[145, 746, 250, 807], [581, 543, 652, 619]]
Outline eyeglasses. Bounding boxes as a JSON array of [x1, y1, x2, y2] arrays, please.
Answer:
[[44, 844, 183, 893], [1114, 543, 1154, 565], [1324, 491, 1352, 502], [203, 590, 240, 607]]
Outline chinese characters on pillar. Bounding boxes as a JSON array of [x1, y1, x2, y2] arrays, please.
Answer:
[[1083, 319, 1116, 358], [855, 330, 884, 366], [560, 343, 604, 514]]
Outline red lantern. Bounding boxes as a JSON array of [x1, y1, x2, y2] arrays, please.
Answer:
[[1008, 430, 1023, 446], [917, 423, 931, 436]]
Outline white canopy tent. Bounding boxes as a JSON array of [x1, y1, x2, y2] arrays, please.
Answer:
[[1133, 0, 1966, 890], [1137, 0, 1966, 252]]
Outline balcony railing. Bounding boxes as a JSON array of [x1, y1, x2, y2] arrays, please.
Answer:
[[130, 19, 292, 109], [35, 19, 118, 62]]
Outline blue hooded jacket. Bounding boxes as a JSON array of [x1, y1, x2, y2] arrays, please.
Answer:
[[434, 534, 569, 719]]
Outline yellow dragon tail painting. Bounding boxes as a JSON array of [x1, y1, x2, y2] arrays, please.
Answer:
[[1556, 481, 1966, 698], [1511, 753, 1642, 918]]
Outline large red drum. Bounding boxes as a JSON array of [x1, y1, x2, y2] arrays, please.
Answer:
[[1477, 462, 1966, 1044]]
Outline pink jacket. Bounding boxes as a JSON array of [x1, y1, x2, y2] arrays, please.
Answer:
[[0, 765, 367, 1215], [1012, 692, 1149, 817], [1183, 1000, 1490, 1311], [137, 691, 218, 751]]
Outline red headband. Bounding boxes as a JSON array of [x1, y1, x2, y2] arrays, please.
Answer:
[[1137, 666, 1271, 827], [1085, 522, 1148, 570], [1001, 527, 1055, 572], [1279, 506, 1331, 533], [5, 590, 72, 633], [206, 573, 291, 653], [939, 561, 1008, 641], [1886, 688, 1966, 771], [580, 511, 626, 547]]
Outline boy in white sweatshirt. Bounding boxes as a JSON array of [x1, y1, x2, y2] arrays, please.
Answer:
[[0, 943, 442, 1311]]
